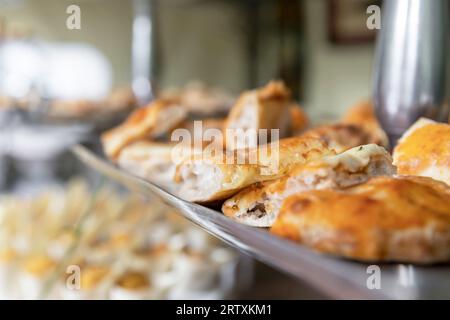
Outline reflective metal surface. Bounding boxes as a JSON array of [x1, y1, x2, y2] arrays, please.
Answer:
[[132, 0, 156, 105], [373, 0, 450, 145], [73, 144, 450, 299]]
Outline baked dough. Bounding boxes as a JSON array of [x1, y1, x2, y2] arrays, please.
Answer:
[[222, 144, 396, 227], [341, 100, 389, 149], [271, 176, 450, 263], [393, 118, 450, 186], [101, 98, 187, 160], [174, 136, 334, 202], [223, 81, 303, 150]]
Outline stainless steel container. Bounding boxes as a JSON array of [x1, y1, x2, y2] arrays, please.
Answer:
[[373, 0, 450, 146]]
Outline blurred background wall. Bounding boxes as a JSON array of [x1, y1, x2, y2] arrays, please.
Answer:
[[1, 0, 375, 118]]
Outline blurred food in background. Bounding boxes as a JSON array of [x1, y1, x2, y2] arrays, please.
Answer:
[[0, 178, 246, 299]]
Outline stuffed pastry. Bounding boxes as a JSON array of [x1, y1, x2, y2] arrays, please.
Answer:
[[393, 118, 450, 186], [223, 81, 298, 150], [101, 98, 187, 160], [222, 144, 396, 227], [271, 176, 450, 263], [174, 136, 334, 202]]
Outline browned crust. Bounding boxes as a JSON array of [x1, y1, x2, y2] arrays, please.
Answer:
[[393, 121, 450, 183], [271, 176, 450, 263], [101, 98, 183, 160]]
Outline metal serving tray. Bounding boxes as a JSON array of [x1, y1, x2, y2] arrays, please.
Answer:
[[72, 144, 450, 299]]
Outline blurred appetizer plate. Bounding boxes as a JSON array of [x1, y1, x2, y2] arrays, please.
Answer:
[[72, 143, 450, 300]]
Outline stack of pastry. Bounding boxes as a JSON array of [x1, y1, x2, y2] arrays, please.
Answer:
[[102, 81, 450, 264]]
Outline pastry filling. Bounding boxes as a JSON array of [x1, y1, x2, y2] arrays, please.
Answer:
[[177, 162, 224, 201]]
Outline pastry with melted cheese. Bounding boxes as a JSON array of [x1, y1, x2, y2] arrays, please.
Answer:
[[101, 98, 187, 160], [222, 144, 396, 227], [393, 118, 450, 186], [223, 81, 306, 150], [174, 136, 334, 202], [271, 176, 450, 263], [341, 100, 389, 149]]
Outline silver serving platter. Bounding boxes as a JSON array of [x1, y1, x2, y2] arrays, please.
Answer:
[[72, 144, 450, 299]]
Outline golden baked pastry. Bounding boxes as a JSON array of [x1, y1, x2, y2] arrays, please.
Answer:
[[222, 144, 395, 227], [341, 100, 389, 149], [101, 98, 187, 160], [393, 118, 450, 186], [271, 176, 450, 263], [174, 136, 334, 202], [223, 81, 302, 150]]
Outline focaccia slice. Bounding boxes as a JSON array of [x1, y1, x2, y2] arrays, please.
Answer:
[[271, 176, 450, 264], [393, 118, 450, 185], [174, 136, 334, 202], [101, 98, 187, 160], [222, 144, 396, 227]]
